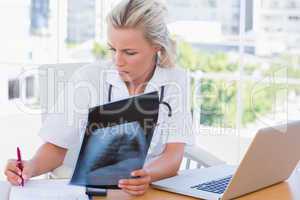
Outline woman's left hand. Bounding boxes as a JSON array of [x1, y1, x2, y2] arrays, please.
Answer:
[[118, 169, 151, 196]]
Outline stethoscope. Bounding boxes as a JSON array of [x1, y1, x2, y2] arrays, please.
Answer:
[[107, 83, 172, 117]]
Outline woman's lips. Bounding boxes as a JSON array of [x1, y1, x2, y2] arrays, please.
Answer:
[[117, 69, 129, 74], [117, 71, 130, 79]]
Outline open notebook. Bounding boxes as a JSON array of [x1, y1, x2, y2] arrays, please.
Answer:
[[0, 179, 88, 200]]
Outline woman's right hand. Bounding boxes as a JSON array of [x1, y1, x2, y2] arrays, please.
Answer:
[[4, 159, 35, 186]]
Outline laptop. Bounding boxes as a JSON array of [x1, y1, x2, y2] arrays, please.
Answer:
[[152, 121, 300, 200]]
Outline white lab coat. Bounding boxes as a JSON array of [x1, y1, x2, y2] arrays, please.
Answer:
[[39, 62, 194, 170]]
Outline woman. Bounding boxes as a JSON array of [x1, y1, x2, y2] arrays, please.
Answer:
[[5, 0, 193, 196]]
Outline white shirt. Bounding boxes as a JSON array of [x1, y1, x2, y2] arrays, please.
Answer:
[[39, 62, 195, 169]]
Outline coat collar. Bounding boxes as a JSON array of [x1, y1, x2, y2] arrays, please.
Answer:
[[105, 65, 168, 91]]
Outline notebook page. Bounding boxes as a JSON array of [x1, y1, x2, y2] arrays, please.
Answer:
[[9, 179, 88, 200], [0, 181, 11, 200]]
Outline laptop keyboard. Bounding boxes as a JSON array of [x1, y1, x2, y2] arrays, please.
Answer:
[[191, 175, 233, 194]]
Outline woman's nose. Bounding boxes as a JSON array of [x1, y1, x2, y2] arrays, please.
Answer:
[[114, 52, 125, 67]]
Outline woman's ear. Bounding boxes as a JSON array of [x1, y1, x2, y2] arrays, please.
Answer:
[[153, 44, 161, 53]]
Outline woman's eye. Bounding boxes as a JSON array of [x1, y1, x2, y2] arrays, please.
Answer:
[[125, 52, 137, 56], [108, 48, 137, 56]]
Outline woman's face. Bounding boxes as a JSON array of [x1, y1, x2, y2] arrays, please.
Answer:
[[107, 25, 159, 85]]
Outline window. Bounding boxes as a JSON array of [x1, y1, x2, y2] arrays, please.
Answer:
[[8, 79, 20, 100], [26, 76, 35, 98], [270, 1, 280, 8], [30, 0, 50, 35], [289, 16, 300, 21], [286, 1, 297, 8], [207, 0, 217, 8], [168, 0, 300, 165]]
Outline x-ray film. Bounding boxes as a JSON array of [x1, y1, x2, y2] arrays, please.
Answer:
[[70, 91, 159, 189]]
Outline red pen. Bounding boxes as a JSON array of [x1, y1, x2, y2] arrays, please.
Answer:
[[16, 147, 24, 187]]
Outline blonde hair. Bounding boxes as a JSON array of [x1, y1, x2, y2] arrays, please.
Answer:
[[107, 0, 176, 68]]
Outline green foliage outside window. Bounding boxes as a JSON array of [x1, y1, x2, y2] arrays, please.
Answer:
[[92, 42, 110, 60], [177, 40, 300, 128]]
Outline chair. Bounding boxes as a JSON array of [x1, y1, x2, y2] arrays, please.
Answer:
[[184, 145, 225, 169], [38, 62, 225, 178]]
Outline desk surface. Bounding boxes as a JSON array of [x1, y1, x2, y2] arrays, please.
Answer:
[[94, 170, 300, 200]]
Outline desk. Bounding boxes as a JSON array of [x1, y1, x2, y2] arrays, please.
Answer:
[[94, 170, 300, 200]]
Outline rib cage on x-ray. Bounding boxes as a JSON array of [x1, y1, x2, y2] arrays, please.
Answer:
[[77, 122, 147, 186], [89, 122, 147, 171]]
